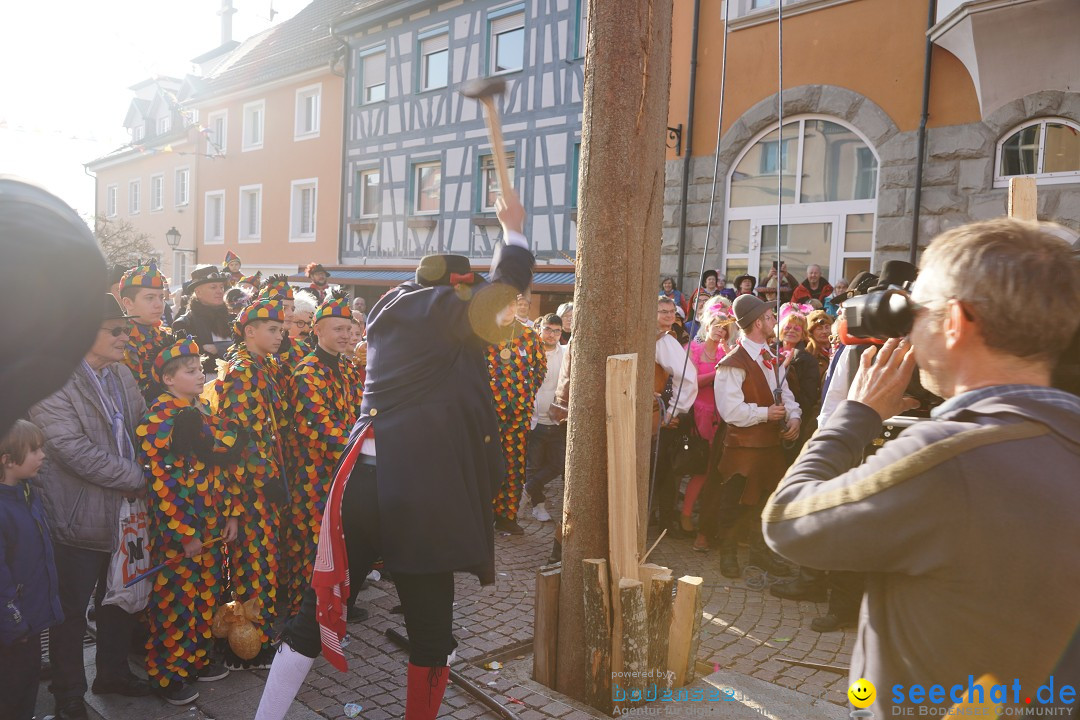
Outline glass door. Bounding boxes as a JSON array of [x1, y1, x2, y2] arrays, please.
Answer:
[[754, 216, 837, 292]]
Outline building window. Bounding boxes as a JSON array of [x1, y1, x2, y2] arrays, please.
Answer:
[[479, 152, 516, 211], [419, 29, 449, 92], [173, 250, 191, 286], [290, 179, 318, 242], [239, 185, 262, 242], [157, 116, 171, 135], [133, 126, 145, 142], [150, 174, 164, 211], [175, 167, 190, 206], [576, 0, 588, 58], [205, 191, 225, 244], [129, 180, 141, 214], [295, 84, 321, 139], [360, 47, 386, 104], [106, 184, 118, 217], [356, 168, 381, 217], [489, 6, 525, 74], [571, 142, 580, 209], [995, 118, 1080, 188], [243, 101, 265, 151], [413, 162, 441, 214], [207, 110, 227, 154], [724, 116, 878, 288]]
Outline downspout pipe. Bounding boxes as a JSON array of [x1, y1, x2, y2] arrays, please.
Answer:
[[910, 0, 937, 266], [675, 0, 702, 291], [330, 27, 352, 267]]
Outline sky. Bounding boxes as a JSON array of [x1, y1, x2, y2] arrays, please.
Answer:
[[0, 0, 312, 218]]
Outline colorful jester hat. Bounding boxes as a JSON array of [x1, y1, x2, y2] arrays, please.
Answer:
[[238, 270, 262, 290], [120, 259, 166, 292], [313, 289, 352, 324], [234, 298, 285, 336], [152, 336, 201, 383], [259, 273, 294, 302], [222, 250, 242, 269]]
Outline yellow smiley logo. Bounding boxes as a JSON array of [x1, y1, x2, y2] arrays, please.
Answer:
[[848, 679, 876, 708]]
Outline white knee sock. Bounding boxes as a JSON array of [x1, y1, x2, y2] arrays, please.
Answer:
[[254, 642, 316, 720]]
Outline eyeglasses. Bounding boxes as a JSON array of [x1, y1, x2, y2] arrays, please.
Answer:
[[100, 324, 133, 337], [292, 319, 312, 328], [541, 326, 562, 334]]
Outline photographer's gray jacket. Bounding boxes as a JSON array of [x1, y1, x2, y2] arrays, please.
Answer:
[[763, 388, 1080, 712], [29, 362, 146, 552]]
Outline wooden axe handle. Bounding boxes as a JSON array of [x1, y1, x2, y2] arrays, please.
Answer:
[[479, 96, 515, 203]]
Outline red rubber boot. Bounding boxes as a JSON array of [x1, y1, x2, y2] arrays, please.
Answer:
[[404, 662, 450, 720]]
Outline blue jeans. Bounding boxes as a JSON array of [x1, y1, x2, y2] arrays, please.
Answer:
[[524, 423, 566, 505]]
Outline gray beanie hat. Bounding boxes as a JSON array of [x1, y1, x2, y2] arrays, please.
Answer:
[[732, 294, 771, 329]]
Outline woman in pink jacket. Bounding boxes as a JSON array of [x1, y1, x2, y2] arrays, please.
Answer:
[[680, 306, 737, 532]]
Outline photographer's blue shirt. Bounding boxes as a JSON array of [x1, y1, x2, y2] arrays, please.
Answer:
[[932, 383, 1080, 418]]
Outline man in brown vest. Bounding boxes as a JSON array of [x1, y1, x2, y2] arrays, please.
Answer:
[[694, 294, 800, 577]]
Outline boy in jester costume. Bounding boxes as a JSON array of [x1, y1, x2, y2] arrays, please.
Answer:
[[222, 250, 243, 287], [486, 309, 546, 535], [259, 274, 309, 381], [137, 337, 244, 705], [119, 260, 175, 400], [282, 290, 364, 616], [213, 299, 290, 669]]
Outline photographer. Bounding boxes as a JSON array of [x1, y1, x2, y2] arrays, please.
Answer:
[[762, 218, 1080, 713]]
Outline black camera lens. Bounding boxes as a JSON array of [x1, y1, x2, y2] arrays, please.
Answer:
[[843, 288, 916, 340]]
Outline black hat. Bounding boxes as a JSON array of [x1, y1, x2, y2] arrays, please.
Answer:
[[870, 260, 918, 292], [102, 294, 137, 322], [306, 262, 331, 278], [183, 265, 228, 295], [842, 271, 879, 301], [733, 273, 757, 290], [109, 263, 131, 286], [416, 254, 475, 287], [700, 269, 718, 286]]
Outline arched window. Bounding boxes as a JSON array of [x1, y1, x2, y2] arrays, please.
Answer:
[[995, 118, 1080, 188], [723, 116, 878, 291]]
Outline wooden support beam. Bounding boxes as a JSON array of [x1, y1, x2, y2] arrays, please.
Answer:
[[666, 575, 704, 688], [533, 567, 561, 689], [618, 579, 648, 707], [1008, 177, 1038, 221], [582, 559, 613, 714], [606, 353, 639, 675], [646, 572, 675, 686]]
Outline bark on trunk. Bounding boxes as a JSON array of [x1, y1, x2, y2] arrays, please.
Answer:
[[555, 0, 673, 705]]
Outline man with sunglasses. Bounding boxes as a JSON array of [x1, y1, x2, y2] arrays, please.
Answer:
[[763, 219, 1080, 716], [29, 295, 151, 719]]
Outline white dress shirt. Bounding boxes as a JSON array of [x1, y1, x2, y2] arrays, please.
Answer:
[[655, 332, 698, 423], [713, 337, 800, 428]]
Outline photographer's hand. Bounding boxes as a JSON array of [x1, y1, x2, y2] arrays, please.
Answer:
[[848, 337, 920, 421]]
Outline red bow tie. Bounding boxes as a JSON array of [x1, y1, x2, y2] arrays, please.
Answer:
[[449, 272, 476, 285], [760, 347, 776, 370]]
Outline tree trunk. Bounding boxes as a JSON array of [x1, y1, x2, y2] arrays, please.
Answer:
[[555, 0, 673, 704]]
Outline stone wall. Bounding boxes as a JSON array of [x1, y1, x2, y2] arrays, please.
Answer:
[[661, 86, 1080, 291]]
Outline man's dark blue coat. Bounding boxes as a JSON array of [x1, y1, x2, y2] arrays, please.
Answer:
[[349, 242, 534, 585]]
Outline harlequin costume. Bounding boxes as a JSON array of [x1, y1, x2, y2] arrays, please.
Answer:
[[212, 299, 290, 667], [281, 294, 363, 615], [137, 338, 244, 696], [304, 263, 331, 304], [254, 229, 534, 720], [119, 261, 175, 400], [486, 321, 546, 525], [222, 251, 243, 287]]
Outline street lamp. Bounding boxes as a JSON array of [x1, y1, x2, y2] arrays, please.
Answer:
[[165, 226, 182, 249]]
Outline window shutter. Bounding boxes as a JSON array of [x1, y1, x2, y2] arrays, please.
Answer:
[[422, 33, 449, 54], [491, 13, 523, 35], [364, 52, 385, 88]]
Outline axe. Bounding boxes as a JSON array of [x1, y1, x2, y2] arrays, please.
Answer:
[[460, 76, 515, 202]]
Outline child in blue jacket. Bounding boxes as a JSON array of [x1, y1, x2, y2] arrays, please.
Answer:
[[0, 419, 63, 720]]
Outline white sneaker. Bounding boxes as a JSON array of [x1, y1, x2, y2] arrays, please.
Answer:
[[532, 503, 552, 522]]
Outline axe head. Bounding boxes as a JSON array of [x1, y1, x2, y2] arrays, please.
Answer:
[[460, 76, 507, 100]]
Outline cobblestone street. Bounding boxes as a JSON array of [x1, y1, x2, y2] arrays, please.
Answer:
[[62, 477, 854, 720]]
